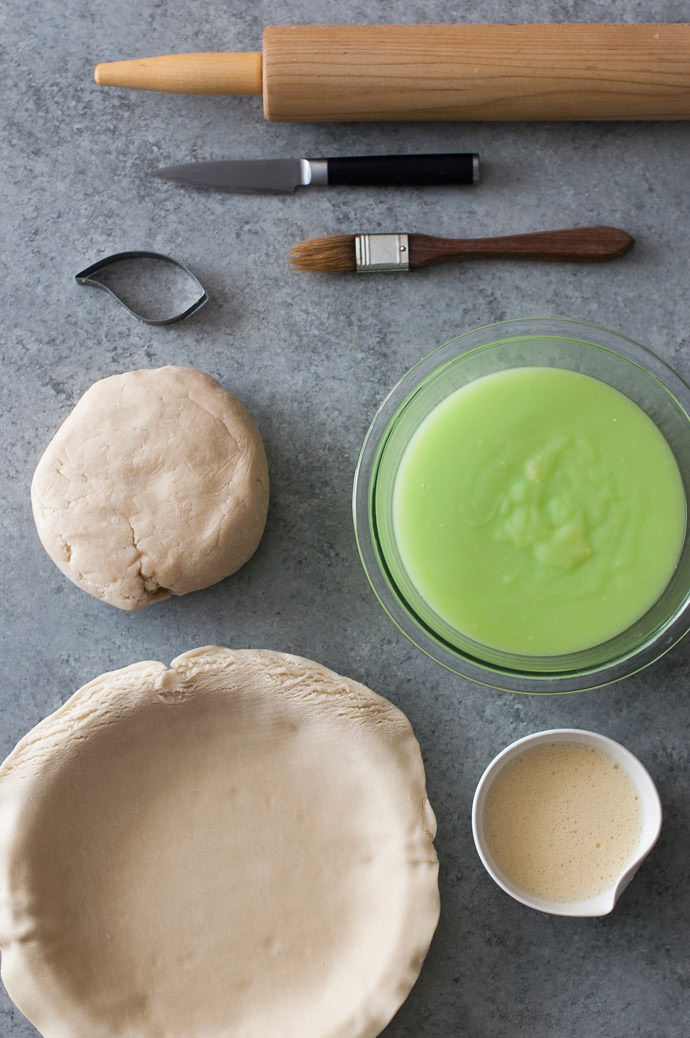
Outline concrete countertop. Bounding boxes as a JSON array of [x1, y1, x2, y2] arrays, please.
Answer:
[[2, 1, 689, 1036]]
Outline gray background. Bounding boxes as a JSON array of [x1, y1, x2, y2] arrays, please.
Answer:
[[2, 1, 689, 1035]]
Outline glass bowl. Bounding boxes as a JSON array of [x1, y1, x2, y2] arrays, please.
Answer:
[[353, 318, 690, 693]]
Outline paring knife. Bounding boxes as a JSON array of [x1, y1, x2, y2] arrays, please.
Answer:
[[152, 154, 480, 194]]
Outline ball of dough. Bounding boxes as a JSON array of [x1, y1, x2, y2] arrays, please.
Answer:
[[31, 366, 269, 610]]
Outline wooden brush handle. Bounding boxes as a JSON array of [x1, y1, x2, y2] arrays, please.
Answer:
[[95, 23, 690, 121], [408, 227, 634, 268]]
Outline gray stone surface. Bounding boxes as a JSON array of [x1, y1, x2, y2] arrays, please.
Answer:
[[1, 1, 689, 1036]]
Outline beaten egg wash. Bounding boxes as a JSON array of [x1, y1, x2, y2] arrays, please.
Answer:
[[392, 367, 686, 656], [483, 742, 643, 902]]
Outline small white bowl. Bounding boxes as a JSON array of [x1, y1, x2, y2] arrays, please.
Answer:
[[472, 729, 662, 917]]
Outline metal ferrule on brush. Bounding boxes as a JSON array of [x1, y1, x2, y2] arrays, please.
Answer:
[[355, 234, 410, 272]]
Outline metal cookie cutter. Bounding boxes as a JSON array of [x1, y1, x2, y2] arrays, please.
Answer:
[[75, 251, 208, 325]]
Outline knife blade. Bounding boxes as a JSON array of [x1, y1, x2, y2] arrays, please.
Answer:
[[152, 154, 480, 194]]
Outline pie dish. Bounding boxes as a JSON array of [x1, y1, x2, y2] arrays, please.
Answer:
[[0, 647, 439, 1037]]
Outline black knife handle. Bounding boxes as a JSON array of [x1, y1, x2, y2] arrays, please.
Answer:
[[325, 153, 479, 187]]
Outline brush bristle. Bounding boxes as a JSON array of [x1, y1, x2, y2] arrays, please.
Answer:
[[289, 235, 356, 273]]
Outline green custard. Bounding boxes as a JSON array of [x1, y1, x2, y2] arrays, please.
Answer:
[[391, 367, 687, 656]]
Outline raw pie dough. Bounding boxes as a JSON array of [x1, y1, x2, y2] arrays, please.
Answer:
[[31, 366, 269, 609], [0, 648, 439, 1038]]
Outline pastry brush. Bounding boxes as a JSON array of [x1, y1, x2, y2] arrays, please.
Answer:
[[289, 227, 634, 273]]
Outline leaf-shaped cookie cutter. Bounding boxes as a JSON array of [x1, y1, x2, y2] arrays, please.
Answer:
[[75, 250, 208, 325]]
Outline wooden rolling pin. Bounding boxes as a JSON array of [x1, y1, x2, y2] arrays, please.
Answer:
[[94, 23, 690, 121]]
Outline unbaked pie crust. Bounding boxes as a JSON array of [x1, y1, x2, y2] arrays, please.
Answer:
[[0, 647, 439, 1038]]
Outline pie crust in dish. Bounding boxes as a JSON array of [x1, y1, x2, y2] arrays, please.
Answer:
[[0, 648, 439, 1038]]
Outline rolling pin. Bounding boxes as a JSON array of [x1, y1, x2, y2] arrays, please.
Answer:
[[94, 23, 690, 121]]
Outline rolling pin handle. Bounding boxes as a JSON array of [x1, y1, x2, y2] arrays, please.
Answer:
[[94, 52, 263, 95]]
